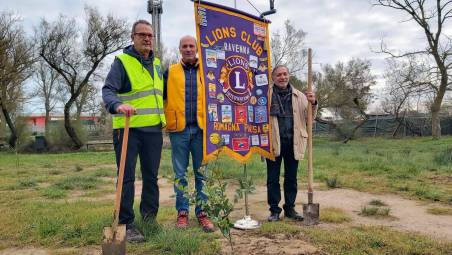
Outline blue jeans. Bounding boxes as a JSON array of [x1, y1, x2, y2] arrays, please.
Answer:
[[169, 125, 207, 216]]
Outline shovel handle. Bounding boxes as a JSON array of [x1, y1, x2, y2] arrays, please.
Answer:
[[112, 115, 130, 232], [307, 48, 314, 197]]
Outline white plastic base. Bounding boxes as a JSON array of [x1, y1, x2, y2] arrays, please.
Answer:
[[233, 215, 260, 230]]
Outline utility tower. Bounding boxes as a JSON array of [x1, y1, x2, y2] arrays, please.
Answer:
[[147, 0, 163, 57]]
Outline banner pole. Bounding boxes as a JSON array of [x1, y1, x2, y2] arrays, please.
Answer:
[[244, 164, 249, 216], [233, 163, 259, 230]]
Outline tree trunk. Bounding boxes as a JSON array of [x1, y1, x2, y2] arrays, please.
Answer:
[[44, 99, 50, 137], [343, 117, 368, 144], [431, 109, 441, 139], [64, 98, 83, 149], [430, 71, 447, 139], [0, 105, 17, 148], [75, 106, 82, 120], [45, 110, 50, 138]]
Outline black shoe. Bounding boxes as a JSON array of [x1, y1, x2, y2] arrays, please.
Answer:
[[284, 209, 304, 221], [267, 212, 280, 222], [126, 226, 145, 243]]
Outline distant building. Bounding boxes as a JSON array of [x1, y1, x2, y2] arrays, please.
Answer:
[[25, 114, 99, 135]]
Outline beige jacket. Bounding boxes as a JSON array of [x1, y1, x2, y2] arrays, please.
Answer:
[[270, 85, 317, 160]]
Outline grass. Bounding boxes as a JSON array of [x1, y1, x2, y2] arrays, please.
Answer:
[[127, 207, 221, 254], [0, 137, 452, 254], [302, 225, 452, 255], [426, 207, 452, 216], [433, 147, 452, 166], [53, 176, 104, 190], [91, 167, 116, 178], [258, 222, 301, 235], [320, 207, 352, 223], [17, 178, 38, 188], [360, 206, 392, 218], [40, 186, 68, 199]]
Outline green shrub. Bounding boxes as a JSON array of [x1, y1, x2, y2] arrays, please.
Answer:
[[46, 120, 88, 150], [369, 199, 387, 207], [325, 175, 341, 189], [413, 186, 442, 201], [360, 206, 391, 217]]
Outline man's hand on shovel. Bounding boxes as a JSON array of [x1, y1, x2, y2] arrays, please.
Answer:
[[116, 104, 136, 116], [305, 91, 316, 105]]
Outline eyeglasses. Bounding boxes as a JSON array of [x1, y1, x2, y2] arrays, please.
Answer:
[[134, 32, 153, 39]]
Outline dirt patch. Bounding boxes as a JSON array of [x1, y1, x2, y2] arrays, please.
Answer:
[[314, 188, 452, 241], [0, 247, 101, 255], [220, 230, 322, 255], [226, 184, 452, 241], [0, 248, 48, 255]]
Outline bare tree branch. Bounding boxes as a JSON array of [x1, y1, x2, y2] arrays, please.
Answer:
[[374, 0, 452, 138], [0, 12, 35, 148], [36, 6, 129, 149]]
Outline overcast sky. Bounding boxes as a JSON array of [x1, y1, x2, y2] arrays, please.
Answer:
[[3, 0, 449, 112]]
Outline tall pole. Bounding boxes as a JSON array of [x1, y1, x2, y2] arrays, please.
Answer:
[[307, 48, 314, 204], [147, 0, 163, 58], [244, 164, 249, 216]]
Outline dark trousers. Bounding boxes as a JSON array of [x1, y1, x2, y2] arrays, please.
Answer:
[[113, 128, 162, 226], [266, 139, 299, 214]]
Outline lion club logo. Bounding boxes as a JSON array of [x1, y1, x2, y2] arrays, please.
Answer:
[[218, 55, 253, 105]]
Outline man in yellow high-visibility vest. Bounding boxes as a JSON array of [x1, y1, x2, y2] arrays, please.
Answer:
[[102, 20, 165, 243]]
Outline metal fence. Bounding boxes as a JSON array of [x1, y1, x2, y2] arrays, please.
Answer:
[[314, 115, 452, 137]]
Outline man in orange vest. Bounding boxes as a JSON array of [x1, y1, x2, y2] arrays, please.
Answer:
[[163, 35, 214, 232]]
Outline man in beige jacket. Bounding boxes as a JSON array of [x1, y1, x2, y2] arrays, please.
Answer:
[[267, 65, 317, 222]]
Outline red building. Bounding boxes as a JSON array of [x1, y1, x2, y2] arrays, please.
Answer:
[[25, 115, 99, 135]]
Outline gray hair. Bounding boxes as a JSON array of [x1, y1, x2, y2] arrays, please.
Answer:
[[271, 65, 289, 76], [131, 20, 152, 35]]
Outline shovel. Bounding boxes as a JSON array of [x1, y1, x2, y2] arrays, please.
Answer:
[[302, 48, 319, 225], [102, 115, 130, 255]]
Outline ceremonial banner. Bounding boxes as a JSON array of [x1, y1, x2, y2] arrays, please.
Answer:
[[194, 1, 274, 162]]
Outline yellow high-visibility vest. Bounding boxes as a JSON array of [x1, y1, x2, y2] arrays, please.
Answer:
[[112, 53, 166, 129]]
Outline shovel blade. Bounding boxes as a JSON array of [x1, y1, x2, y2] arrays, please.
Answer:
[[302, 203, 319, 226], [102, 225, 126, 255]]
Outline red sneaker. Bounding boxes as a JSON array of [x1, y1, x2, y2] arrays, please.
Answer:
[[197, 212, 214, 232], [176, 210, 189, 228]]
